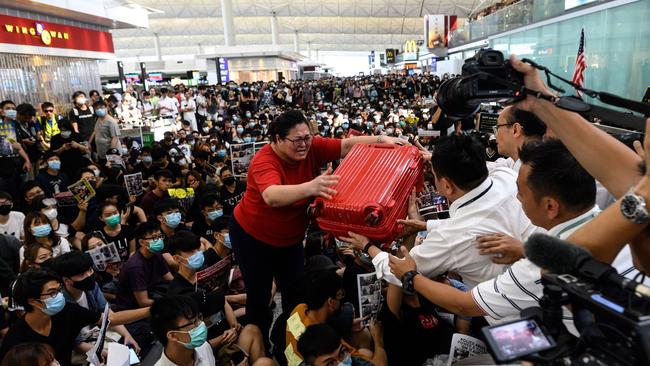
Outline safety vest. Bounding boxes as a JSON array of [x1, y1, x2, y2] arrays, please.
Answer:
[[39, 115, 61, 142]]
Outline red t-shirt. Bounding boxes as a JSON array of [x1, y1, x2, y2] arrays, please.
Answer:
[[234, 136, 342, 247]]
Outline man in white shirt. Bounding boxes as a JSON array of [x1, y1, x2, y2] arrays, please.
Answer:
[[342, 134, 537, 288], [487, 106, 546, 174], [195, 86, 208, 130], [157, 88, 179, 120], [0, 191, 24, 240], [387, 140, 598, 327]]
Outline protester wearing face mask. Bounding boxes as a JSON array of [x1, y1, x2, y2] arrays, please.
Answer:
[[191, 194, 227, 247], [49, 251, 141, 362], [153, 199, 185, 271], [67, 91, 95, 142], [1, 267, 150, 366], [88, 100, 121, 161], [219, 166, 245, 216], [36, 152, 70, 197], [32, 197, 69, 240], [98, 201, 135, 262], [19, 211, 72, 265], [0, 191, 24, 241], [49, 119, 90, 180]]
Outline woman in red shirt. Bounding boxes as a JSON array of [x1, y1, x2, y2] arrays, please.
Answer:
[[230, 110, 404, 340]]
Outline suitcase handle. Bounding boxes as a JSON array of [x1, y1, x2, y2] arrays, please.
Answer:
[[371, 143, 397, 150]]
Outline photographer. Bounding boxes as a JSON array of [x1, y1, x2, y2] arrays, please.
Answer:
[[508, 55, 650, 271]]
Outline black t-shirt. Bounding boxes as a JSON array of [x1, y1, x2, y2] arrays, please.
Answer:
[[100, 225, 134, 262], [162, 161, 183, 182], [50, 133, 90, 178], [0, 303, 101, 366], [219, 181, 246, 216], [191, 217, 228, 245], [68, 107, 96, 141], [134, 162, 157, 180], [36, 170, 70, 197]]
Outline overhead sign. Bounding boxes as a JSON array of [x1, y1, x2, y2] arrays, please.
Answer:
[[403, 40, 418, 53], [385, 49, 396, 64], [0, 14, 114, 55], [219, 58, 230, 83]]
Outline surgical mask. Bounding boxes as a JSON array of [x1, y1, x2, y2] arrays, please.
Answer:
[[73, 276, 96, 292], [143, 156, 153, 164], [399, 121, 406, 127], [175, 322, 208, 349], [148, 238, 165, 253], [246, 112, 252, 118], [32, 224, 52, 237], [3, 110, 16, 120], [427, 123, 433, 130], [186, 251, 205, 270], [44, 208, 58, 221], [165, 212, 182, 228], [47, 160, 61, 171], [339, 354, 352, 366], [41, 292, 66, 316], [217, 150, 227, 158], [223, 233, 231, 249], [105, 214, 120, 227], [96, 109, 107, 117], [243, 137, 253, 143], [202, 127, 210, 133], [76, 97, 87, 105], [0, 204, 12, 216], [211, 145, 217, 152], [119, 147, 128, 156], [378, 124, 384, 130], [342, 123, 349, 129], [60, 131, 72, 138], [366, 122, 373, 129], [386, 128, 394, 135], [207, 209, 223, 221], [236, 127, 244, 134]]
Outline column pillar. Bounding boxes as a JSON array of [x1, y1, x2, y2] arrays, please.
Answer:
[[270, 11, 280, 49], [221, 0, 236, 46], [293, 30, 299, 53], [153, 33, 162, 61]]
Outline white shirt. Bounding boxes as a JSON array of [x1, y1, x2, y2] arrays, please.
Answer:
[[19, 237, 72, 265], [373, 167, 538, 288], [0, 211, 24, 240], [195, 94, 208, 116], [154, 342, 215, 366], [159, 97, 179, 117], [487, 157, 521, 174], [471, 206, 600, 328]]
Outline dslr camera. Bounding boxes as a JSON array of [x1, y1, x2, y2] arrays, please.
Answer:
[[436, 49, 526, 118]]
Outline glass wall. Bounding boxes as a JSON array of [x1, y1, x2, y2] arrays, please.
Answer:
[[0, 54, 101, 113], [490, 0, 650, 101]]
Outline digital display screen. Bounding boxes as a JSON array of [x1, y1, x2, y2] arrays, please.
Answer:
[[486, 319, 554, 361]]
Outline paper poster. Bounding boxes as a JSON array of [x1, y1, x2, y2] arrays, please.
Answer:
[[86, 242, 121, 271], [106, 153, 125, 169], [68, 178, 96, 203], [447, 333, 490, 366], [106, 343, 131, 366], [197, 255, 234, 293], [87, 303, 111, 366], [357, 272, 382, 325], [229, 141, 268, 177], [123, 172, 143, 197]]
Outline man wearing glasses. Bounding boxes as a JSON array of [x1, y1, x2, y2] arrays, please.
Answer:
[[488, 106, 546, 174], [38, 102, 63, 151]]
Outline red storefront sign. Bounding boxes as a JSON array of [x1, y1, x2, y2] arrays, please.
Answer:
[[0, 14, 114, 53]]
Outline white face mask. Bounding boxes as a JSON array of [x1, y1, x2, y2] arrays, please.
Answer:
[[44, 208, 58, 221], [76, 97, 87, 105]]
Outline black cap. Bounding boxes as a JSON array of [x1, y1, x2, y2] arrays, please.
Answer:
[[306, 255, 338, 272]]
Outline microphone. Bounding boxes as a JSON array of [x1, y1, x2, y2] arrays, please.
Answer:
[[525, 233, 650, 298]]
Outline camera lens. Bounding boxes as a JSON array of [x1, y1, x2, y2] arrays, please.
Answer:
[[435, 77, 481, 118]]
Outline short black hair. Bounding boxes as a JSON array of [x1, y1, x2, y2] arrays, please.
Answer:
[[42, 150, 59, 161], [305, 270, 343, 310], [219, 166, 233, 177], [297, 324, 342, 364], [151, 147, 169, 162], [16, 103, 36, 117], [0, 100, 15, 109], [41, 102, 54, 110], [519, 139, 596, 212], [431, 134, 488, 191], [150, 295, 200, 346], [71, 91, 86, 101], [0, 191, 13, 202], [154, 198, 180, 218], [153, 169, 174, 181], [197, 194, 220, 211], [169, 231, 201, 254], [268, 110, 308, 143], [503, 107, 546, 138], [13, 268, 61, 312], [93, 100, 107, 109], [134, 221, 161, 241], [49, 251, 94, 278]]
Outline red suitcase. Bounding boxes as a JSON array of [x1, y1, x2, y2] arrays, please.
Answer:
[[311, 144, 424, 243]]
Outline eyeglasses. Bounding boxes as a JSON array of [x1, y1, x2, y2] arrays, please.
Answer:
[[173, 314, 203, 331], [44, 109, 54, 113], [40, 285, 63, 299], [492, 123, 513, 134], [143, 234, 165, 241], [321, 345, 350, 366], [284, 135, 313, 146]]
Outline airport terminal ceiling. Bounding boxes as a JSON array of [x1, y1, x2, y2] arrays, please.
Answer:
[[111, 0, 494, 57]]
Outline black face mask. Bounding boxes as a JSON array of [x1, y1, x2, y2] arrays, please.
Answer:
[[72, 276, 96, 292], [0, 204, 11, 215], [223, 176, 236, 186]]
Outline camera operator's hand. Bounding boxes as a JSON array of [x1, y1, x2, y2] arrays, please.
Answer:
[[475, 233, 524, 265], [509, 55, 556, 112]]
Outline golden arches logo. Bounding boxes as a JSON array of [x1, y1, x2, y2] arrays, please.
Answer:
[[403, 40, 418, 53]]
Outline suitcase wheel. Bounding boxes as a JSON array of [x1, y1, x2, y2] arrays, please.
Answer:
[[365, 209, 382, 226]]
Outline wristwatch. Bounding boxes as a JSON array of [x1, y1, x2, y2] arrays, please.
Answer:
[[362, 242, 374, 254], [621, 190, 650, 225], [401, 270, 419, 296]]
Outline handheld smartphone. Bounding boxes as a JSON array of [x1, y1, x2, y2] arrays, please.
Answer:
[[127, 344, 140, 365], [481, 317, 556, 363]]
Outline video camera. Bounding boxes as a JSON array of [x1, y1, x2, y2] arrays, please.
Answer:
[[482, 234, 650, 365], [435, 49, 650, 129]]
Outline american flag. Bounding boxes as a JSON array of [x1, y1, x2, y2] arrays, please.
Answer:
[[572, 28, 587, 96]]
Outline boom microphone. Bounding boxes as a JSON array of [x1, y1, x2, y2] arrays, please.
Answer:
[[525, 233, 650, 298]]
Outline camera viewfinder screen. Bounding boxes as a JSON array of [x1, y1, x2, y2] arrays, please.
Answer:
[[488, 319, 553, 360]]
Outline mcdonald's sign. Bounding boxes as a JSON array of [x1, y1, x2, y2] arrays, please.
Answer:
[[403, 40, 418, 54]]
